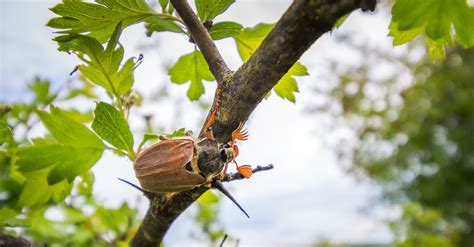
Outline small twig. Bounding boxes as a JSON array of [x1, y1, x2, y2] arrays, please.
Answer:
[[222, 164, 274, 182], [219, 234, 228, 247], [170, 0, 231, 83]]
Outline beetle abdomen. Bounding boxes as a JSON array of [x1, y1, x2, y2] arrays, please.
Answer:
[[134, 139, 205, 193]]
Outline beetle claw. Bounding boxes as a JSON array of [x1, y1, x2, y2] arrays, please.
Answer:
[[237, 165, 253, 178], [232, 122, 248, 142]]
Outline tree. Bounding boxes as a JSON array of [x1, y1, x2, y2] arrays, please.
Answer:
[[323, 46, 474, 246], [1, 0, 474, 246]]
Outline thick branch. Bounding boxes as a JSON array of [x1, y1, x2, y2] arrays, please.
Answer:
[[132, 1, 376, 246], [211, 0, 376, 142], [170, 0, 231, 83]]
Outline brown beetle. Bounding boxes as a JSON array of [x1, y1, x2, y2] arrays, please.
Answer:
[[134, 110, 252, 193]]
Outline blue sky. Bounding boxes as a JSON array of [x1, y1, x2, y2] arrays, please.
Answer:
[[1, 0, 399, 245]]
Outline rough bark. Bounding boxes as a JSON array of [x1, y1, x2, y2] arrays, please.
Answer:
[[131, 0, 376, 246]]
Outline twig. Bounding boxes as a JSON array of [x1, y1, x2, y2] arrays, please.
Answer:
[[170, 0, 231, 83], [222, 164, 274, 182], [219, 234, 228, 247]]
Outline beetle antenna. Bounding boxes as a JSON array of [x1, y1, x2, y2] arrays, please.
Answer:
[[211, 180, 250, 218], [117, 178, 147, 194]]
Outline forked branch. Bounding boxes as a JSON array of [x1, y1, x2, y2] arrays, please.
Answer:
[[132, 1, 376, 246]]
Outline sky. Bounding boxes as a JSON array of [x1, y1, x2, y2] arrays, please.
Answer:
[[0, 0, 402, 245]]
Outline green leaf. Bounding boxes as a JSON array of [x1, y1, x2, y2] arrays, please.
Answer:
[[389, 21, 424, 46], [273, 62, 308, 102], [16, 106, 104, 185], [0, 208, 28, 228], [18, 168, 73, 206], [234, 23, 308, 102], [334, 14, 349, 29], [47, 0, 155, 42], [196, 0, 235, 23], [57, 24, 138, 97], [92, 102, 134, 155], [29, 77, 53, 104], [390, 0, 474, 60], [209, 21, 242, 40], [159, 0, 169, 12], [137, 133, 159, 152], [0, 119, 12, 145], [145, 16, 185, 36], [198, 190, 220, 205], [168, 50, 215, 100], [168, 128, 193, 138]]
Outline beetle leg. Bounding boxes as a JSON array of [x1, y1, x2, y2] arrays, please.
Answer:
[[159, 135, 169, 141], [233, 160, 253, 178], [205, 109, 217, 140], [231, 122, 248, 143], [220, 162, 230, 178]]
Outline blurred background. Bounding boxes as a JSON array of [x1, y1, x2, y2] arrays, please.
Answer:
[[1, 0, 473, 246]]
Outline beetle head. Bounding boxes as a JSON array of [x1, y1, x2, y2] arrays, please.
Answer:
[[219, 143, 235, 163]]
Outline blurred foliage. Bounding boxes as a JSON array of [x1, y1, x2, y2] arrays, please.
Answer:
[[320, 39, 474, 246], [0, 77, 140, 245], [389, 0, 474, 60], [191, 190, 227, 246]]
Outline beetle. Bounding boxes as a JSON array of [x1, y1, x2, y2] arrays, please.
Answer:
[[134, 110, 252, 193], [131, 109, 253, 217]]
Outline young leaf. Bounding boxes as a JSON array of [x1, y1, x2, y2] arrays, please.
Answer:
[[234, 23, 309, 102], [137, 133, 159, 152], [168, 50, 215, 100], [273, 62, 308, 103], [92, 102, 134, 156], [195, 0, 235, 23], [29, 77, 53, 105], [16, 106, 105, 185], [18, 168, 73, 206], [209, 21, 243, 40], [47, 0, 155, 42], [0, 119, 12, 145], [390, 0, 474, 60], [145, 16, 185, 36], [57, 23, 138, 97]]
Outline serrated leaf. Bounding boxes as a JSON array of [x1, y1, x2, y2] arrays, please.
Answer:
[[168, 50, 214, 100], [47, 0, 155, 42], [92, 102, 134, 155], [0, 119, 12, 145], [18, 168, 73, 206], [234, 23, 308, 102], [209, 21, 242, 40], [145, 16, 185, 36], [273, 62, 308, 102], [196, 0, 235, 23], [57, 24, 138, 97], [389, 22, 424, 46], [168, 128, 193, 138], [390, 0, 474, 60], [16, 106, 104, 185]]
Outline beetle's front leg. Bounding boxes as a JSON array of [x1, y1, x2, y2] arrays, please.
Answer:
[[205, 109, 217, 140]]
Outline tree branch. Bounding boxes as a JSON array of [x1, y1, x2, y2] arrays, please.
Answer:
[[132, 1, 376, 246], [210, 0, 377, 142], [170, 0, 231, 83], [222, 164, 274, 182]]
